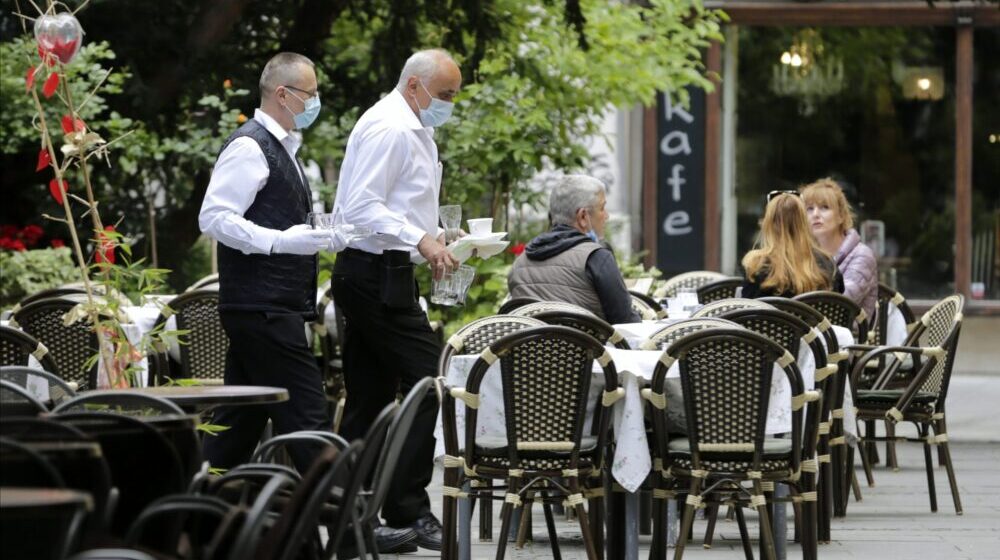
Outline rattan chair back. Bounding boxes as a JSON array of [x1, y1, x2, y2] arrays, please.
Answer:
[[908, 295, 964, 398], [533, 310, 630, 349], [629, 290, 665, 320], [152, 290, 228, 383], [497, 296, 541, 315], [11, 298, 102, 390], [0, 326, 61, 376], [0, 379, 48, 416], [507, 300, 596, 318], [691, 297, 773, 318], [0, 366, 77, 406], [695, 277, 743, 304], [439, 316, 545, 377], [53, 390, 185, 416], [12, 287, 87, 312], [795, 290, 868, 341], [639, 318, 738, 351], [653, 270, 727, 299], [872, 283, 917, 345], [654, 328, 804, 474], [462, 325, 617, 473]]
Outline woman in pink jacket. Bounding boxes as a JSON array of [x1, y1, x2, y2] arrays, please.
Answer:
[[801, 178, 878, 318]]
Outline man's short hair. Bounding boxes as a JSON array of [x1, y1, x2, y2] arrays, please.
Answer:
[[549, 175, 605, 226], [259, 52, 315, 100], [395, 49, 455, 91]]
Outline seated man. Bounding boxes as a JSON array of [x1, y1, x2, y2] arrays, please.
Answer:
[[508, 175, 640, 324]]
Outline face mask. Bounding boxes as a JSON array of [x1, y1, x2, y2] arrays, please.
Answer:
[[284, 89, 321, 129], [586, 229, 599, 243], [415, 80, 454, 127]]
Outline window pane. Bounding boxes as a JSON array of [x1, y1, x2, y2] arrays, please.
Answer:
[[734, 26, 957, 299]]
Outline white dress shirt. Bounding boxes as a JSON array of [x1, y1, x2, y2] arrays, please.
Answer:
[[199, 109, 306, 255], [333, 89, 443, 263]]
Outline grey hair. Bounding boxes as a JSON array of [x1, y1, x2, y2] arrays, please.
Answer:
[[549, 175, 605, 226], [259, 52, 315, 100], [395, 49, 455, 91]]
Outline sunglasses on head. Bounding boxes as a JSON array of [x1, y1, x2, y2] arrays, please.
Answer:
[[766, 190, 801, 203]]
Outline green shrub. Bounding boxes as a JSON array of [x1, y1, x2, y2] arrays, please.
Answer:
[[0, 247, 79, 308]]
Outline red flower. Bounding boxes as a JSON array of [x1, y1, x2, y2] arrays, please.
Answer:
[[21, 225, 44, 246], [26, 66, 37, 91], [36, 148, 52, 172], [95, 226, 116, 265], [9, 239, 26, 252], [1, 225, 18, 238], [60, 114, 86, 134], [49, 178, 69, 205], [42, 72, 59, 98], [509, 242, 526, 256], [50, 238, 65, 248]]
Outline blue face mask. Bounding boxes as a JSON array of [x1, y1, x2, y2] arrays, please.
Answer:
[[416, 80, 454, 128], [284, 89, 321, 129], [586, 229, 599, 243]]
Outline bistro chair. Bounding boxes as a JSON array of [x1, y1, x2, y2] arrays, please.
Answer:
[[68, 550, 157, 560], [184, 273, 220, 292], [794, 291, 868, 347], [54, 412, 187, 537], [848, 295, 965, 514], [150, 289, 228, 384], [497, 296, 541, 315], [630, 290, 666, 319], [873, 283, 917, 346], [644, 328, 816, 560], [0, 325, 61, 377], [695, 277, 743, 304], [691, 297, 773, 318], [0, 417, 118, 541], [10, 287, 87, 314], [53, 391, 185, 416], [0, 365, 77, 407], [533, 309, 631, 349], [124, 494, 237, 559], [507, 300, 596, 318], [441, 325, 619, 560], [10, 298, 103, 390], [0, 379, 49, 416], [440, 316, 546, 376], [0, 484, 91, 560], [652, 270, 727, 299]]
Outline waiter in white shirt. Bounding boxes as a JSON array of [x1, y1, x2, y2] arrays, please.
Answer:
[[198, 52, 341, 473], [331, 48, 461, 551]]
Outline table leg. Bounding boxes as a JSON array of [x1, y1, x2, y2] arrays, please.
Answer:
[[773, 483, 788, 560], [625, 491, 639, 560], [459, 480, 472, 560], [667, 498, 679, 547]]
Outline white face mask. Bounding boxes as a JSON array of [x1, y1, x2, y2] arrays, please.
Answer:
[[414, 80, 454, 127]]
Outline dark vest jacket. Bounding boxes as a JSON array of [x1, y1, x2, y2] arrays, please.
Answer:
[[507, 241, 605, 319], [217, 119, 317, 318]]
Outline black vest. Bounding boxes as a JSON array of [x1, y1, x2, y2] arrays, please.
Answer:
[[217, 119, 317, 318]]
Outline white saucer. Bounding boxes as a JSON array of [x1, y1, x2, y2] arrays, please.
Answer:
[[462, 232, 507, 242]]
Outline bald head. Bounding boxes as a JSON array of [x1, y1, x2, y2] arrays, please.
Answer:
[[259, 52, 315, 101]]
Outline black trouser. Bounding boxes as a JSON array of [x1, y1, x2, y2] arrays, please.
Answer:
[[202, 310, 330, 472], [332, 249, 440, 527]]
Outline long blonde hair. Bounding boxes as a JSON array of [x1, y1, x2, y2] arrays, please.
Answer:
[[800, 177, 854, 235], [742, 193, 833, 295]]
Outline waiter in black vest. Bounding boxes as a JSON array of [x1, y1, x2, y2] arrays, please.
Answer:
[[198, 52, 338, 472]]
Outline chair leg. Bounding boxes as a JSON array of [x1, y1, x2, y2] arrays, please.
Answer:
[[733, 506, 754, 560], [495, 479, 520, 560], [479, 481, 493, 542], [752, 481, 777, 560], [541, 492, 562, 560], [651, 492, 667, 560], [365, 523, 382, 560], [920, 423, 938, 513], [568, 477, 598, 560], [856, 426, 876, 488], [587, 491, 604, 560], [934, 419, 963, 515], [937, 416, 948, 467], [672, 479, 701, 560], [850, 468, 863, 502], [441, 475, 457, 560], [885, 422, 899, 471], [702, 501, 719, 549]]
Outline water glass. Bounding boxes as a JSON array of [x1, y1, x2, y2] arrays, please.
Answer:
[[307, 212, 335, 229], [677, 287, 700, 314], [431, 264, 476, 306], [439, 205, 462, 243], [336, 224, 374, 243]]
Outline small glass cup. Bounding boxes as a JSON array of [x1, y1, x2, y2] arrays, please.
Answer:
[[307, 212, 335, 229], [431, 264, 476, 306], [335, 224, 374, 243], [439, 205, 462, 244]]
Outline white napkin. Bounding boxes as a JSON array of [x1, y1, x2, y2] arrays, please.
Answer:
[[447, 233, 510, 263]]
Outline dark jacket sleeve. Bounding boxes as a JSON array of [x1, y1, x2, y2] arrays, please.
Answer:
[[585, 249, 642, 324]]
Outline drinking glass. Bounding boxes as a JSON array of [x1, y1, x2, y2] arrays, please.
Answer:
[[431, 264, 476, 306], [307, 212, 335, 229], [336, 224, 374, 243], [439, 205, 462, 244], [677, 287, 700, 315]]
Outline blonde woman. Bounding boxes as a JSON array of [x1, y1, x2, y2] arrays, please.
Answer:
[[741, 192, 844, 299], [801, 178, 877, 318]]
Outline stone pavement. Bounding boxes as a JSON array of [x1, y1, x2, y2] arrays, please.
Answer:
[[384, 441, 1000, 559]]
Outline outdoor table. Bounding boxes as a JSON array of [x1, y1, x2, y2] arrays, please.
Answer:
[[0, 487, 93, 560], [435, 321, 856, 560], [113, 385, 289, 413]]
